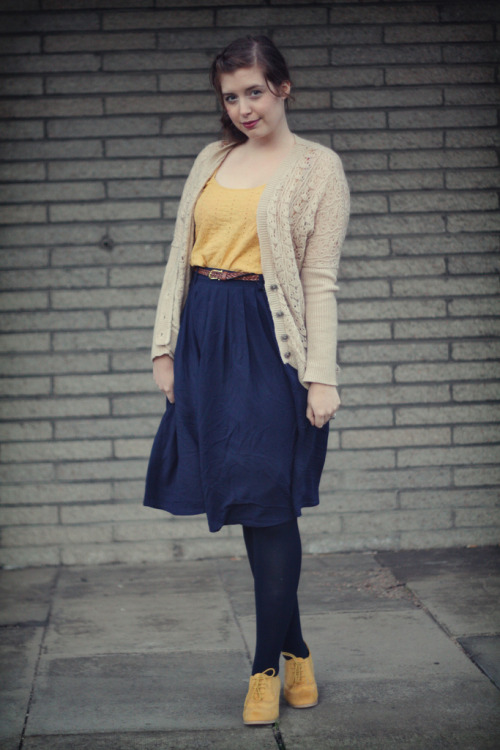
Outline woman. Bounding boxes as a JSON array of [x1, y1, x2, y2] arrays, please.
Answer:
[[144, 35, 350, 725]]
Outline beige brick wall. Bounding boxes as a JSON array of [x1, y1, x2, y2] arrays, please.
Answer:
[[0, 0, 499, 568]]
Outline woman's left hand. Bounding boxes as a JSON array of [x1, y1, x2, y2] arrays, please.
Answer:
[[306, 383, 340, 429]]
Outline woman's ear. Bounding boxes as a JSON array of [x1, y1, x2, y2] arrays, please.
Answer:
[[281, 81, 291, 98]]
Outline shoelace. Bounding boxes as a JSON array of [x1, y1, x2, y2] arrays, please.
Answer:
[[250, 669, 275, 701], [291, 659, 303, 685]]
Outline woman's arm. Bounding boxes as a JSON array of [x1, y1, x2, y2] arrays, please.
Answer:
[[153, 354, 175, 403]]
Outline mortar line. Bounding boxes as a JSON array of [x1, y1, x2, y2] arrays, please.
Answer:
[[18, 566, 62, 750]]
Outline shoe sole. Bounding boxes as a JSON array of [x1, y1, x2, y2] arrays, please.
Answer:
[[286, 700, 318, 709], [244, 717, 279, 725]]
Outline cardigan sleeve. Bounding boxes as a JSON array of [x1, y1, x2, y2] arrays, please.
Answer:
[[300, 152, 350, 386]]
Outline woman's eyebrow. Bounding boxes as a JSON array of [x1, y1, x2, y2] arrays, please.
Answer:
[[221, 84, 265, 95]]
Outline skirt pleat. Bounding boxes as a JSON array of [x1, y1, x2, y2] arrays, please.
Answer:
[[143, 271, 329, 532]]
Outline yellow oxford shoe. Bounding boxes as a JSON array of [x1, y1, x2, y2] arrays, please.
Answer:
[[243, 667, 281, 725]]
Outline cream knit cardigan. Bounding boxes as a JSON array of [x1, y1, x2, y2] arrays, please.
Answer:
[[151, 134, 350, 387]]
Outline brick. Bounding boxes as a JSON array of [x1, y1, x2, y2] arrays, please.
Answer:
[[330, 4, 439, 23], [49, 201, 160, 223], [339, 343, 448, 364], [0, 546, 60, 568], [393, 277, 498, 297], [399, 527, 500, 549], [0, 250, 48, 269], [2, 524, 113, 547], [0, 74, 43, 95], [334, 87, 442, 109], [59, 540, 174, 566], [337, 322, 392, 341], [105, 134, 210, 157], [158, 71, 215, 93], [292, 67, 383, 89], [113, 479, 147, 501], [0, 34, 41, 54], [334, 365, 392, 385], [454, 466, 500, 487], [348, 171, 443, 192], [336, 130, 443, 152], [280, 47, 329, 68], [109, 309, 154, 328], [326, 467, 451, 491], [102, 9, 213, 30], [46, 74, 156, 96], [455, 507, 500, 527], [445, 85, 500, 106], [0, 333, 50, 353], [390, 107, 497, 129], [386, 23, 493, 44], [453, 382, 500, 402], [454, 425, 500, 444], [0, 162, 45, 182], [441, 3, 500, 22], [0, 482, 112, 506], [0, 140, 103, 161], [52, 288, 155, 310], [112, 394, 165, 417], [448, 212, 500, 233], [54, 373, 151, 396], [0, 182, 105, 203], [44, 31, 156, 53], [0, 506, 58, 526], [394, 362, 498, 383], [396, 403, 500, 426], [449, 297, 498, 317], [0, 397, 109, 420], [400, 488, 499, 509], [341, 384, 450, 407], [51, 244, 163, 267], [323, 449, 395, 471], [446, 169, 500, 189], [53, 329, 147, 352], [343, 256, 445, 280], [104, 50, 210, 72], [342, 427, 450, 450], [1, 91, 100, 116], [43, 0, 155, 8], [398, 445, 500, 468], [0, 292, 48, 310], [162, 158, 196, 177], [341, 239, 390, 258], [393, 236, 498, 256], [55, 417, 158, 439], [49, 159, 160, 180], [0, 421, 52, 442], [350, 194, 388, 215], [330, 45, 441, 66], [348, 214, 446, 236], [452, 340, 500, 361], [290, 111, 387, 132], [0, 11, 100, 33], [332, 407, 393, 429], [443, 44, 500, 63], [1, 268, 106, 290], [2, 439, 113, 463], [343, 509, 452, 535], [217, 6, 326, 25], [57, 459, 146, 481], [0, 224, 105, 249], [337, 280, 390, 299], [342, 153, 389, 173], [340, 299, 445, 321], [0, 205, 46, 224], [448, 255, 500, 275], [1, 377, 50, 396], [0, 463, 54, 483], [66, 113, 144, 139], [390, 149, 496, 169], [111, 352, 150, 372], [113, 518, 210, 542], [0, 54, 100, 74], [322, 490, 397, 513], [108, 179, 184, 200], [290, 91, 331, 111], [446, 128, 500, 148], [386, 64, 495, 86], [276, 26, 382, 47], [0, 121, 43, 140], [390, 190, 497, 213], [395, 318, 500, 340], [60, 502, 145, 525]]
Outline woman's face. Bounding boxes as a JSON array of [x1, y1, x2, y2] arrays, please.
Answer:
[[219, 64, 290, 141]]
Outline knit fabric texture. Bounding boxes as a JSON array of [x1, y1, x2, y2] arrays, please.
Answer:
[[190, 172, 264, 274], [151, 134, 350, 386]]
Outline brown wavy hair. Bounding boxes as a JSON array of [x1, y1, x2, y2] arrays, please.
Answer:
[[209, 35, 293, 143]]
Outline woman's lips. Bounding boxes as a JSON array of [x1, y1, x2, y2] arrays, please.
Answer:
[[242, 119, 259, 129]]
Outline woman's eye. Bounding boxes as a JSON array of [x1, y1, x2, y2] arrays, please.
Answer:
[[251, 89, 262, 97], [224, 95, 236, 103]]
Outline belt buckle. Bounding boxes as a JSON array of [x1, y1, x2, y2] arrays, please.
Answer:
[[208, 268, 224, 280]]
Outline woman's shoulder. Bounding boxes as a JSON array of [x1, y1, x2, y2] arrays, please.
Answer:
[[194, 139, 234, 166], [293, 134, 344, 170]]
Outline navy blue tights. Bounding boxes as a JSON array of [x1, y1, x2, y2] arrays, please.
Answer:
[[243, 518, 309, 675]]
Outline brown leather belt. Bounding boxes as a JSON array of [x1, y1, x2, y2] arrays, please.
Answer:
[[194, 266, 261, 282]]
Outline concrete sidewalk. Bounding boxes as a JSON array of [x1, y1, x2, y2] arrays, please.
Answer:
[[1, 546, 499, 750]]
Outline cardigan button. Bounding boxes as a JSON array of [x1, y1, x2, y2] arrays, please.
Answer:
[[284, 352, 291, 359], [276, 311, 284, 318], [270, 284, 278, 291], [281, 334, 289, 341]]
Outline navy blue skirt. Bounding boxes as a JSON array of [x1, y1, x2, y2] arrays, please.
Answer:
[[143, 270, 329, 532]]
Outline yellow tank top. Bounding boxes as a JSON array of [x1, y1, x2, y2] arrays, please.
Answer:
[[190, 171, 265, 274]]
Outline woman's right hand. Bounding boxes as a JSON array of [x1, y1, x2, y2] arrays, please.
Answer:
[[153, 354, 175, 403]]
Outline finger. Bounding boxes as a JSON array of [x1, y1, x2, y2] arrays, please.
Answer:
[[306, 403, 315, 427]]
